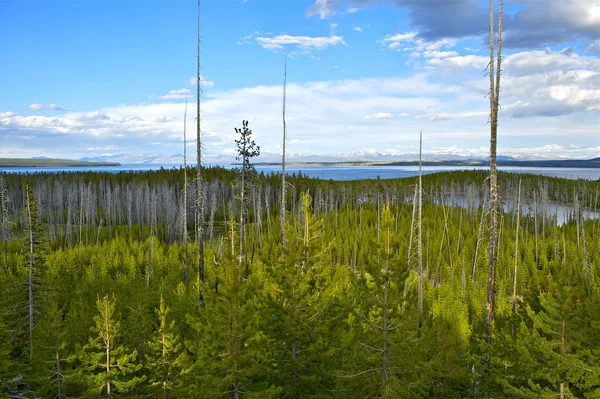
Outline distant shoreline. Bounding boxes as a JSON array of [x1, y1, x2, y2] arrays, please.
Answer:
[[248, 159, 600, 168], [0, 158, 121, 167]]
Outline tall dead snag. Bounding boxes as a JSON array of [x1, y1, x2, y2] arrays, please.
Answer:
[[486, 0, 503, 340], [281, 56, 287, 246], [0, 173, 9, 270], [234, 120, 260, 271], [24, 177, 41, 356], [418, 131, 423, 314], [183, 100, 190, 287], [196, 0, 205, 305], [512, 178, 521, 313]]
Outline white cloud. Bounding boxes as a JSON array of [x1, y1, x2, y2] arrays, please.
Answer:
[[503, 48, 600, 77], [2, 56, 598, 161], [353, 26, 363, 32], [158, 89, 191, 100], [237, 30, 260, 45], [0, 112, 16, 119], [256, 34, 346, 51], [187, 75, 215, 88], [427, 54, 488, 69], [28, 103, 65, 111], [307, 0, 599, 48], [365, 112, 394, 120], [415, 111, 488, 121], [379, 32, 418, 50]]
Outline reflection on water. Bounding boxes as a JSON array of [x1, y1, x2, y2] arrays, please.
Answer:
[[432, 196, 599, 226]]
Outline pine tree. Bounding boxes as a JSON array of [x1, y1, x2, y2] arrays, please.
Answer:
[[145, 295, 188, 398], [259, 191, 337, 397], [498, 278, 600, 397], [76, 294, 145, 398], [32, 299, 69, 398]]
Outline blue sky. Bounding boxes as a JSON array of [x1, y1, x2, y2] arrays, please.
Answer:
[[1, 0, 599, 163]]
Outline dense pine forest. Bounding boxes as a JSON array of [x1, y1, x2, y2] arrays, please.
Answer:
[[0, 167, 598, 398]]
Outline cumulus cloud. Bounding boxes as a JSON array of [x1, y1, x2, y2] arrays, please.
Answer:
[[187, 75, 215, 88], [352, 26, 363, 32], [157, 89, 191, 100], [2, 51, 598, 161], [307, 0, 487, 40], [307, 0, 600, 47], [427, 54, 488, 69], [503, 0, 600, 48], [255, 34, 346, 51], [29, 103, 65, 111], [365, 112, 393, 120]]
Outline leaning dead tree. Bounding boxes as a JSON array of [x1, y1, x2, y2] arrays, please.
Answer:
[[281, 56, 288, 246], [196, 0, 205, 305], [486, 0, 503, 340]]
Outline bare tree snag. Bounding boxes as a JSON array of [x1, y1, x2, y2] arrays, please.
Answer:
[[418, 130, 423, 314], [196, 0, 205, 306], [512, 178, 521, 312], [486, 0, 503, 340], [0, 173, 8, 270], [281, 56, 288, 247]]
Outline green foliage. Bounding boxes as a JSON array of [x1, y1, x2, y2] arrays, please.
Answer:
[[0, 169, 597, 397], [145, 295, 188, 398], [75, 294, 145, 397]]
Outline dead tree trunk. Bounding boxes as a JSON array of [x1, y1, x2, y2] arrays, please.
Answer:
[[196, 0, 205, 306], [418, 131, 423, 314], [486, 0, 503, 340], [512, 179, 521, 312], [0, 174, 8, 270], [25, 180, 37, 356], [183, 100, 190, 287], [281, 56, 288, 246]]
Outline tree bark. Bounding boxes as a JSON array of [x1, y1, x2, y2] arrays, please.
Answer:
[[196, 0, 205, 306], [486, 0, 503, 340], [281, 56, 288, 246]]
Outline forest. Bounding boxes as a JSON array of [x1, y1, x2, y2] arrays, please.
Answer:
[[0, 165, 598, 398]]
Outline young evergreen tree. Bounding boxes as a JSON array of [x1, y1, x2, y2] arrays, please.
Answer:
[[76, 294, 145, 397], [145, 295, 188, 398], [234, 120, 260, 271], [260, 191, 338, 397], [32, 299, 69, 399]]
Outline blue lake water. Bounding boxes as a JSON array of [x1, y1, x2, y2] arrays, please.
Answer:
[[1, 163, 598, 181]]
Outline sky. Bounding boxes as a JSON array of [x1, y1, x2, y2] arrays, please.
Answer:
[[0, 0, 599, 163]]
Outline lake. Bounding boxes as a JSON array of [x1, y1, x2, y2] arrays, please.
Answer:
[[1, 163, 598, 181]]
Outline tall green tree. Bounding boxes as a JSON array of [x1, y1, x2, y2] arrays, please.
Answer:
[[76, 294, 145, 398], [145, 295, 188, 398], [234, 120, 260, 271]]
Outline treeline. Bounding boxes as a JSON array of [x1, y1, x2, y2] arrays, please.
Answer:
[[0, 168, 597, 248], [0, 169, 598, 398]]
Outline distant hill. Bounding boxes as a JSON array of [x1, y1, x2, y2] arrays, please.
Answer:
[[253, 157, 600, 168], [0, 158, 120, 167]]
